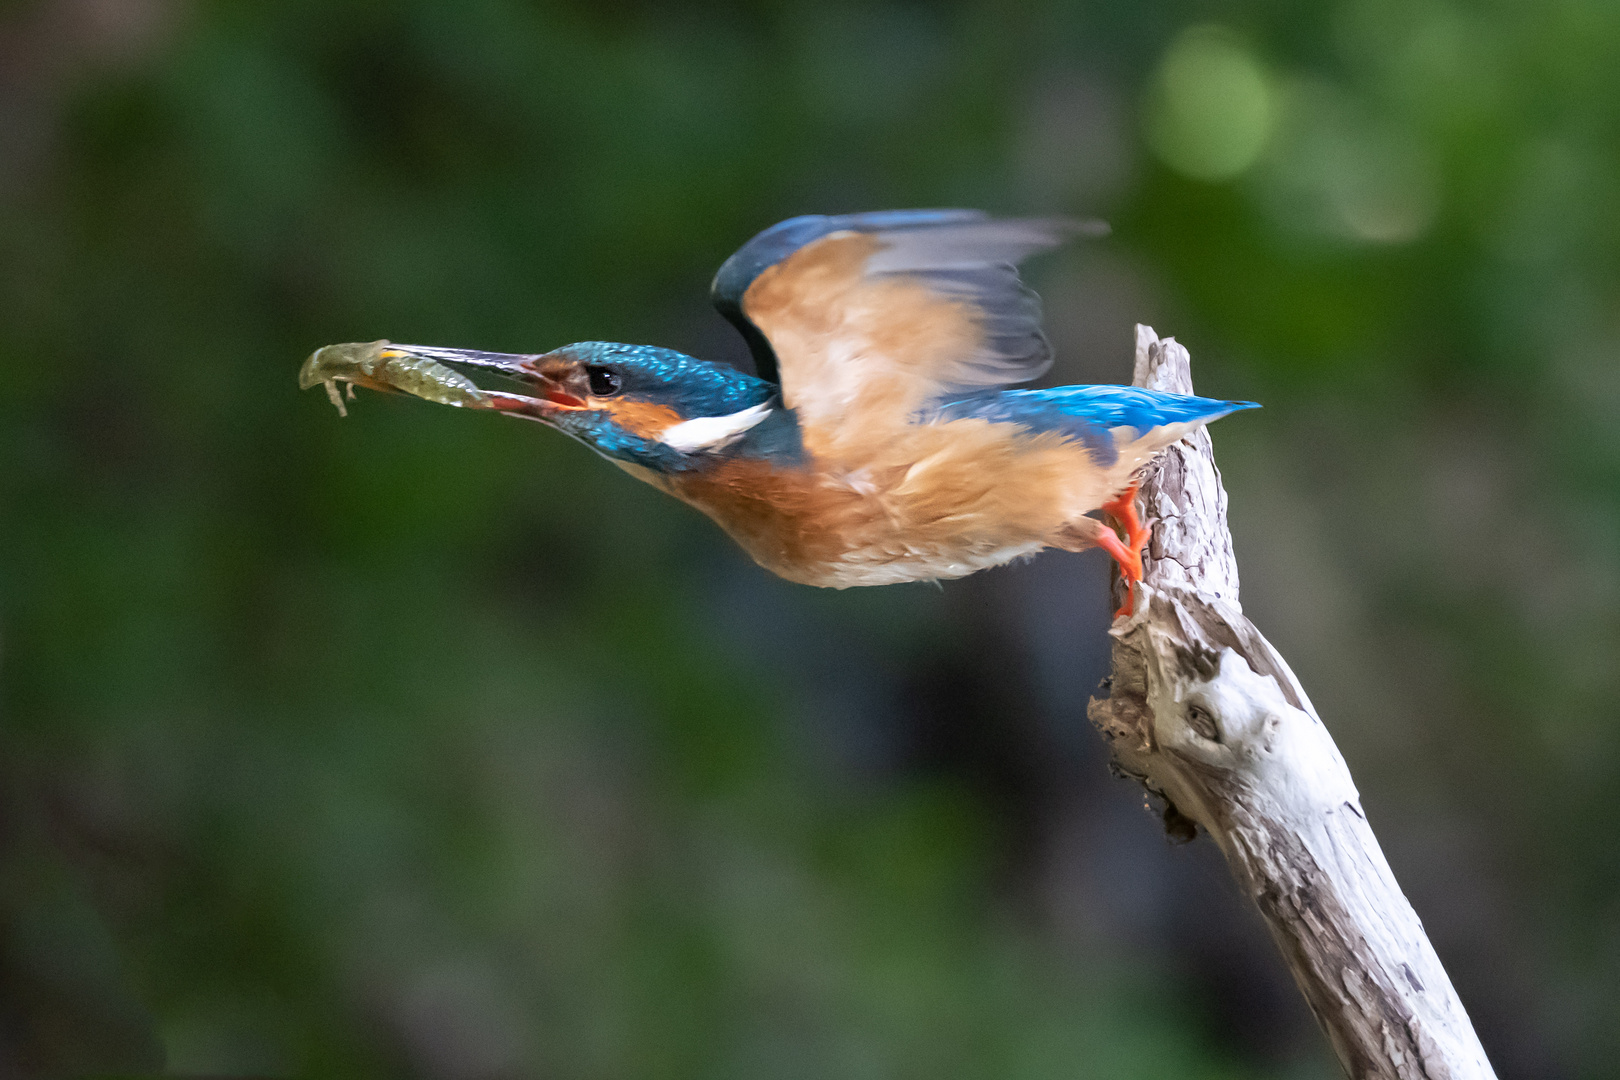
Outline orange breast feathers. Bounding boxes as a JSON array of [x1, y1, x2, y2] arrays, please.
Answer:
[[665, 416, 1116, 588]]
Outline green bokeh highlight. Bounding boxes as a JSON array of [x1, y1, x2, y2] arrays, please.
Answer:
[[2, 0, 1618, 1077]]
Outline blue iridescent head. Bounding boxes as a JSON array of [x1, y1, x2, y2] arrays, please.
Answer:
[[391, 341, 799, 472], [536, 343, 794, 471]]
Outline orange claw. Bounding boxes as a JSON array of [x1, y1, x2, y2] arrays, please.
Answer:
[[1098, 482, 1150, 619]]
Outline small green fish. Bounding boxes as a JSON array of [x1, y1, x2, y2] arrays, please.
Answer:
[[298, 340, 488, 416]]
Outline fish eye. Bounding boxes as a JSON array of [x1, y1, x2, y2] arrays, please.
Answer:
[[585, 365, 622, 398]]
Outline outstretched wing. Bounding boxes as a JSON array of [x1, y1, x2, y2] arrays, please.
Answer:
[[711, 210, 1103, 450]]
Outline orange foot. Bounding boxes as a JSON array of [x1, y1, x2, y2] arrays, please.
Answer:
[[1097, 482, 1150, 619]]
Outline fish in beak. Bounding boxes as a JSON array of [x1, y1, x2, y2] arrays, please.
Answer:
[[298, 340, 581, 419]]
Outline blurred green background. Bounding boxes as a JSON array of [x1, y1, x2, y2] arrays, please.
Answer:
[[2, 0, 1617, 1076]]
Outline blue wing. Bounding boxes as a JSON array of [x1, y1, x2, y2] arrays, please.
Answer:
[[711, 210, 1103, 387], [934, 385, 1259, 465]]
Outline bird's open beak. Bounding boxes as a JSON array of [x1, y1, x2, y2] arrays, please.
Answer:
[[385, 344, 587, 417], [299, 340, 592, 420]]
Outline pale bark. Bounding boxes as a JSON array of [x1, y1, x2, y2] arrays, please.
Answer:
[[1086, 327, 1496, 1080]]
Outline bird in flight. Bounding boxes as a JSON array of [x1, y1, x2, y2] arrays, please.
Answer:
[[301, 210, 1255, 616]]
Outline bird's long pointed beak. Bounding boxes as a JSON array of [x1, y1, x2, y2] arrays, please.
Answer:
[[389, 345, 535, 376], [386, 344, 586, 416]]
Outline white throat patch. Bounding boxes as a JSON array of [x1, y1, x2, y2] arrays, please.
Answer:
[[659, 402, 773, 453]]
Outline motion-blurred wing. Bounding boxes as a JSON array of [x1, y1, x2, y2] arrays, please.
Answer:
[[711, 210, 1102, 448]]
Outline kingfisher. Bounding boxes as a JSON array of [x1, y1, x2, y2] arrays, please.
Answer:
[[303, 210, 1256, 616]]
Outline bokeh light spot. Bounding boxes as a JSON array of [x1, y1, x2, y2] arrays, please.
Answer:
[[1146, 25, 1276, 182], [1258, 80, 1440, 245]]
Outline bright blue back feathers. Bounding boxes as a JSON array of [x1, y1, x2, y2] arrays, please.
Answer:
[[934, 386, 1258, 465], [946, 385, 1257, 430]]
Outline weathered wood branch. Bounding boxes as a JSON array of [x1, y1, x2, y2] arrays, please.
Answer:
[[1087, 327, 1496, 1080]]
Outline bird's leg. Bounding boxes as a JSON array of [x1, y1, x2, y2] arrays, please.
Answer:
[[1057, 482, 1150, 619], [1101, 481, 1151, 618], [1101, 481, 1149, 558], [1057, 512, 1144, 620], [1089, 524, 1141, 619]]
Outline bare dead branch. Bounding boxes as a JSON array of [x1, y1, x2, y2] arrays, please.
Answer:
[[1087, 327, 1496, 1080]]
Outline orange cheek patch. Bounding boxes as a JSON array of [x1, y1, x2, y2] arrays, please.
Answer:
[[598, 399, 684, 439]]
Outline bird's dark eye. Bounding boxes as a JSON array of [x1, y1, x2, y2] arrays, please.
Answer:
[[585, 366, 622, 397]]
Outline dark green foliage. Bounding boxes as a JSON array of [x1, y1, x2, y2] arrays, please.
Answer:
[[2, 0, 1617, 1076]]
